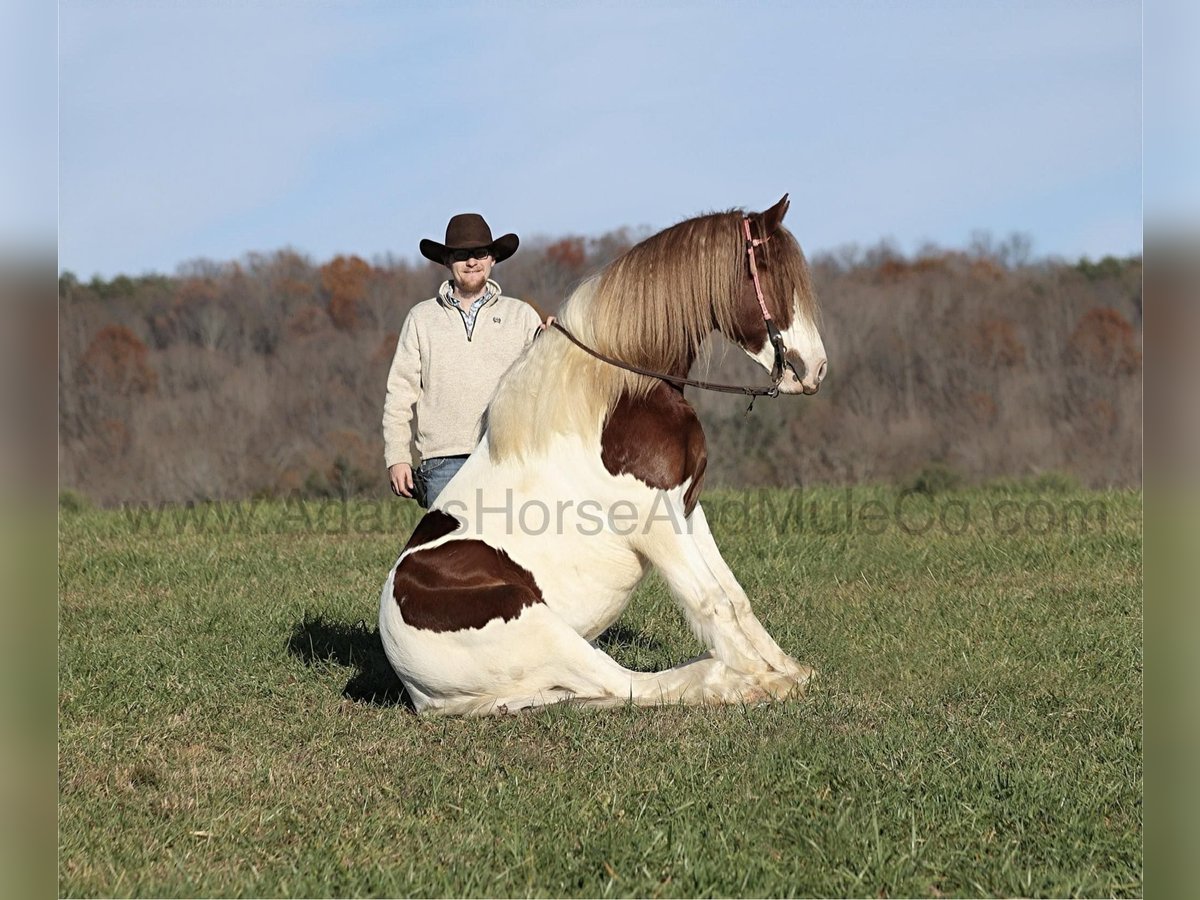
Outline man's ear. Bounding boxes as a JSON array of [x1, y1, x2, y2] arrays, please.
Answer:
[[762, 193, 790, 236]]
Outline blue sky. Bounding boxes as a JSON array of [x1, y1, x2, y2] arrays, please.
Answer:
[[55, 0, 1148, 279]]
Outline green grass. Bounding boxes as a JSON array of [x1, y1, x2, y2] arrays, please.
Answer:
[[59, 485, 1142, 897]]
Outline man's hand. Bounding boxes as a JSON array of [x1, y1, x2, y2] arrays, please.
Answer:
[[537, 315, 556, 335], [389, 463, 414, 498]]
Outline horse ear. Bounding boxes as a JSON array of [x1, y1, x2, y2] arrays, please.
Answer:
[[762, 193, 790, 235]]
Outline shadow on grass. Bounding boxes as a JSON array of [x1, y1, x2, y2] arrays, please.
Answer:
[[595, 623, 665, 655], [286, 614, 412, 709]]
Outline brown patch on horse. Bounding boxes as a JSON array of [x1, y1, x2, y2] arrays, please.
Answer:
[[392, 540, 545, 632], [601, 383, 708, 516], [402, 509, 462, 553], [727, 275, 772, 355]]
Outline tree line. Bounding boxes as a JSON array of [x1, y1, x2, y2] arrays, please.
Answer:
[[59, 230, 1141, 505]]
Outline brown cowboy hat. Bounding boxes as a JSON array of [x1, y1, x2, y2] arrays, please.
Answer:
[[419, 213, 519, 265]]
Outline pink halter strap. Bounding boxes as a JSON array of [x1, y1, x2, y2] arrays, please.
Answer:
[[743, 215, 795, 387], [743, 216, 773, 322]]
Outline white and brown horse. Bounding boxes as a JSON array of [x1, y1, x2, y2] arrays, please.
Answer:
[[379, 195, 827, 715]]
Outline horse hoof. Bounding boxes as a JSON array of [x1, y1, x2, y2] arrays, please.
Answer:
[[752, 670, 810, 701], [791, 665, 816, 689]]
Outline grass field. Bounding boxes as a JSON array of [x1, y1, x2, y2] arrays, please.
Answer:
[[59, 484, 1142, 898]]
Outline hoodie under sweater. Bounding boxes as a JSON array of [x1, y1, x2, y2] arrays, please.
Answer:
[[382, 279, 541, 469]]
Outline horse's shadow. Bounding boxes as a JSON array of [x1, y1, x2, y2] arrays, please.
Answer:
[[594, 623, 665, 659], [286, 616, 666, 709], [286, 614, 412, 709]]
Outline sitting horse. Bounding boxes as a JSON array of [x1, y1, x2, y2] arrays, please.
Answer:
[[379, 195, 827, 715]]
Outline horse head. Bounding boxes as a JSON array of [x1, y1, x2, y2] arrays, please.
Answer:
[[726, 194, 827, 395]]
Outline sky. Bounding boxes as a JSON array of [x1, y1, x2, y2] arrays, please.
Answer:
[[51, 0, 1153, 279]]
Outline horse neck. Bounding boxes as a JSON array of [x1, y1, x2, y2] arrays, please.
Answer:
[[642, 324, 702, 382]]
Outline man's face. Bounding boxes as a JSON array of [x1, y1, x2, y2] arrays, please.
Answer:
[[448, 249, 494, 295]]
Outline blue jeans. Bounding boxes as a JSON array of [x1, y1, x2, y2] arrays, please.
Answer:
[[413, 455, 468, 509]]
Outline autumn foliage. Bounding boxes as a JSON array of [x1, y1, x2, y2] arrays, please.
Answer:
[[1067, 307, 1141, 375], [320, 254, 372, 330], [545, 237, 587, 271], [58, 237, 1142, 504], [972, 318, 1026, 368], [78, 324, 158, 394]]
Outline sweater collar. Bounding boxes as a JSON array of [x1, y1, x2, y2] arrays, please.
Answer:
[[437, 279, 501, 309]]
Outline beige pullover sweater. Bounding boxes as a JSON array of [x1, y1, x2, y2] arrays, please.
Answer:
[[382, 279, 541, 469]]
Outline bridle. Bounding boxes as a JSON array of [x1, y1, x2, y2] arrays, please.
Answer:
[[743, 216, 796, 385], [549, 215, 798, 412]]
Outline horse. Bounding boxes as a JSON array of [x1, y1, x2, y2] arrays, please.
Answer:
[[378, 195, 827, 715]]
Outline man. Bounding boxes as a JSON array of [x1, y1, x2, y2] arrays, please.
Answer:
[[383, 213, 542, 507]]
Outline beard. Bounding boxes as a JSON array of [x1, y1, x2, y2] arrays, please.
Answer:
[[456, 271, 488, 296]]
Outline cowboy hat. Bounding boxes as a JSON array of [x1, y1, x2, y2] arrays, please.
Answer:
[[419, 213, 519, 265]]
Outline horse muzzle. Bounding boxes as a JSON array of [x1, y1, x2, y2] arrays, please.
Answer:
[[777, 372, 820, 395], [777, 352, 826, 395]]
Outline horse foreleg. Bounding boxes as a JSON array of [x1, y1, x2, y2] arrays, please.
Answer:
[[687, 503, 814, 681], [641, 498, 813, 692], [407, 607, 785, 716]]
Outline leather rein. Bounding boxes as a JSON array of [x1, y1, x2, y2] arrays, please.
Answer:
[[548, 216, 797, 412]]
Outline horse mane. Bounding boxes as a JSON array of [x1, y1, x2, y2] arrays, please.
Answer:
[[486, 209, 817, 462]]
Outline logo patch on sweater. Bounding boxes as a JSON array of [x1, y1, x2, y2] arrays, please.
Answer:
[[493, 317, 502, 323]]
